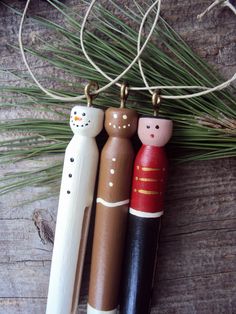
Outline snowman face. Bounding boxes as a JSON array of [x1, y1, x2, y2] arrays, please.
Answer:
[[104, 107, 138, 138], [70, 105, 104, 137], [138, 117, 173, 147]]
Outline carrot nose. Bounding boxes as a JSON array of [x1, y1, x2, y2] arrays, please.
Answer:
[[74, 116, 82, 121]]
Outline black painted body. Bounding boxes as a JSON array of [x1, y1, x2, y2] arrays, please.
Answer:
[[120, 214, 161, 314]]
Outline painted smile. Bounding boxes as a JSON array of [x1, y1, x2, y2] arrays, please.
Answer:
[[109, 113, 131, 129], [71, 119, 91, 128], [108, 122, 131, 129]]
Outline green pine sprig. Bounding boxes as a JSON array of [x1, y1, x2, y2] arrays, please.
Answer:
[[0, 0, 235, 198]]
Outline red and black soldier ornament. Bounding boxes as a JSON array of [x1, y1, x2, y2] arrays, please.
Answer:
[[120, 92, 173, 314]]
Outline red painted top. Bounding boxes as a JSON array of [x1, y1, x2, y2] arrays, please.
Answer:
[[130, 145, 168, 213]]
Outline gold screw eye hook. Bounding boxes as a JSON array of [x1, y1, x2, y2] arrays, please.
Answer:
[[152, 90, 161, 117], [120, 82, 129, 108], [84, 81, 99, 107]]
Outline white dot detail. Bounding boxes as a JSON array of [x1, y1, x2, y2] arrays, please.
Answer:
[[113, 113, 118, 119], [109, 182, 113, 187], [123, 114, 127, 120], [109, 122, 112, 126], [113, 125, 116, 128], [112, 158, 116, 162], [110, 169, 115, 174], [123, 125, 126, 128], [128, 124, 131, 127], [118, 126, 121, 129]]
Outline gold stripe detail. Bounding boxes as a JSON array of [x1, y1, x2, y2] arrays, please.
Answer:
[[142, 167, 160, 171], [139, 178, 158, 182], [137, 189, 159, 195]]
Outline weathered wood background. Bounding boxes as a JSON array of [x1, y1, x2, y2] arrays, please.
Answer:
[[0, 0, 236, 313]]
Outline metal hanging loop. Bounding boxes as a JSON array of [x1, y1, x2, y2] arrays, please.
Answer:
[[85, 81, 99, 107], [120, 82, 129, 108], [152, 90, 161, 116]]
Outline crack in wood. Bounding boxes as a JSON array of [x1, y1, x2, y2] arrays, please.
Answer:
[[164, 227, 236, 238], [0, 260, 51, 265], [157, 270, 236, 282]]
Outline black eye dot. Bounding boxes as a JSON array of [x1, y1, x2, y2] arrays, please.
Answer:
[[74, 112, 77, 115], [67, 190, 71, 194], [146, 125, 150, 129], [82, 112, 86, 116], [70, 158, 74, 162], [155, 125, 159, 129], [69, 174, 72, 178]]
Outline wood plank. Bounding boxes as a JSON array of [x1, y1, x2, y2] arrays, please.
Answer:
[[0, 0, 235, 313], [0, 298, 46, 314], [0, 262, 50, 298]]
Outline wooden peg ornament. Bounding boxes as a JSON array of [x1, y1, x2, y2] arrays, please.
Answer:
[[120, 112, 173, 314], [46, 84, 104, 314], [88, 85, 138, 314]]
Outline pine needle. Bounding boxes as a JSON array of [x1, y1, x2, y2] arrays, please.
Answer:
[[0, 0, 235, 199]]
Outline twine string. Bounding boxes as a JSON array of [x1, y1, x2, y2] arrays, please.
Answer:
[[197, 0, 236, 20], [19, 0, 236, 101], [136, 1, 236, 99], [19, 0, 165, 100], [80, 0, 162, 92]]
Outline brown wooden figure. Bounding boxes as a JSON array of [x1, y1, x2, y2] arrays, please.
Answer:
[[87, 85, 138, 314]]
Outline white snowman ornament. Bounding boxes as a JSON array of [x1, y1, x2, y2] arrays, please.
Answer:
[[46, 87, 104, 314]]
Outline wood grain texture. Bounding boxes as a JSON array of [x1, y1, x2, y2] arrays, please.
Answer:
[[0, 0, 236, 314]]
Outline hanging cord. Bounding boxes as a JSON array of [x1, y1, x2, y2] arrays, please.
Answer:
[[19, 0, 236, 101], [136, 1, 236, 99], [19, 0, 85, 101], [136, 3, 207, 95], [137, 2, 156, 96], [197, 0, 236, 20], [80, 0, 211, 92], [19, 0, 173, 99], [81, 0, 163, 91], [80, 0, 236, 98]]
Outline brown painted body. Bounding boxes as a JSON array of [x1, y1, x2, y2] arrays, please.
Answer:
[[98, 137, 134, 202], [88, 107, 138, 311]]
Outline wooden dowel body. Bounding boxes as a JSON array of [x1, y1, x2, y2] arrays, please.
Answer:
[[120, 117, 173, 314], [88, 107, 138, 314], [120, 215, 161, 314], [46, 106, 104, 314]]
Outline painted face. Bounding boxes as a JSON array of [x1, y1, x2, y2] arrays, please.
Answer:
[[138, 117, 173, 147], [104, 107, 138, 138], [70, 105, 104, 137]]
